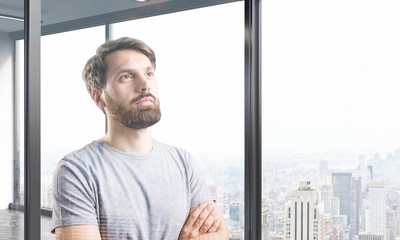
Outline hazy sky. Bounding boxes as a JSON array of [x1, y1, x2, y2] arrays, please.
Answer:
[[262, 0, 400, 154]]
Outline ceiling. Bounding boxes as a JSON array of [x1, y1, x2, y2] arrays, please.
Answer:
[[0, 0, 168, 33]]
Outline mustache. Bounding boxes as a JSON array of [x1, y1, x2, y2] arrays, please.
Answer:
[[130, 92, 157, 105]]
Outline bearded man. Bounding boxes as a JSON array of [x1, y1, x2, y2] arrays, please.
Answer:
[[51, 37, 229, 240]]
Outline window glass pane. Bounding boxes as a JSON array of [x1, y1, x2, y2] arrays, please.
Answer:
[[41, 26, 105, 239], [111, 2, 244, 238], [0, 1, 24, 237], [262, 1, 400, 240]]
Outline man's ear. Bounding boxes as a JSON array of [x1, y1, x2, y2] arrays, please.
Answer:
[[92, 88, 106, 109]]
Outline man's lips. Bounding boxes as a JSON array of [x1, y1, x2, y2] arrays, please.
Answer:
[[135, 97, 154, 105]]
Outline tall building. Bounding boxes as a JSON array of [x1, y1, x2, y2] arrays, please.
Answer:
[[321, 173, 333, 216], [332, 172, 352, 223], [262, 199, 270, 240], [285, 181, 324, 240], [350, 176, 362, 238], [230, 201, 244, 228], [365, 180, 386, 240], [367, 166, 373, 181]]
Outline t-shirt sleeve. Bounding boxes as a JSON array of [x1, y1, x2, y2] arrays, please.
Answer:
[[187, 153, 214, 209], [51, 159, 98, 233]]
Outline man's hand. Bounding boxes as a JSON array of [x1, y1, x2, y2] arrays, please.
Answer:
[[178, 201, 221, 239]]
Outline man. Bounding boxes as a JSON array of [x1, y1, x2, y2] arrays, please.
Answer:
[[52, 37, 229, 239]]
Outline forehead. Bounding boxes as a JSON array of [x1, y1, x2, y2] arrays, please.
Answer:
[[105, 49, 152, 71]]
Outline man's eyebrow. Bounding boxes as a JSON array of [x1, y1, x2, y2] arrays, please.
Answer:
[[115, 69, 133, 76], [113, 66, 154, 76], [145, 66, 155, 71]]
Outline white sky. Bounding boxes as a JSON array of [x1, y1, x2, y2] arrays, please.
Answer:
[[262, 0, 400, 154], [34, 1, 400, 157]]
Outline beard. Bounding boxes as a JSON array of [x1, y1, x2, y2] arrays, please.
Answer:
[[105, 92, 161, 130]]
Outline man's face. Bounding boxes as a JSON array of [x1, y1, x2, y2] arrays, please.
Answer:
[[102, 49, 161, 129]]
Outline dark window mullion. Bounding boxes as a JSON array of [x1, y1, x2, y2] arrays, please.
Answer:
[[24, 0, 41, 239], [244, 0, 262, 239]]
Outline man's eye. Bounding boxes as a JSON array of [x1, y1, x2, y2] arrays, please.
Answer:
[[147, 72, 154, 77], [120, 74, 133, 80]]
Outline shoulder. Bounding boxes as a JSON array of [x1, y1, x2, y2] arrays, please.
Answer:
[[53, 141, 104, 194], [154, 139, 192, 159], [55, 140, 104, 176], [153, 139, 200, 170]]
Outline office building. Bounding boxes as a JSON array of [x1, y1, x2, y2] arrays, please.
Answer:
[[262, 200, 270, 240], [350, 176, 362, 238], [365, 180, 386, 239], [367, 166, 374, 181], [332, 172, 352, 223], [230, 201, 244, 228], [285, 181, 324, 240], [321, 173, 333, 216]]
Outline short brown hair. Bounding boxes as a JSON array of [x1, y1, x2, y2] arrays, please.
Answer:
[[82, 37, 156, 96]]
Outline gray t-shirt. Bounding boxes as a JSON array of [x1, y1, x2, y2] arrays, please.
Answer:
[[52, 139, 213, 239]]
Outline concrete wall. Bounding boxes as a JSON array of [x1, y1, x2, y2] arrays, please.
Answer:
[[0, 31, 14, 209]]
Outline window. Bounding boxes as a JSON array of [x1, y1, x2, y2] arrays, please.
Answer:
[[111, 2, 245, 237], [263, 0, 400, 239], [0, 2, 24, 237], [7, 0, 252, 238], [40, 26, 106, 238]]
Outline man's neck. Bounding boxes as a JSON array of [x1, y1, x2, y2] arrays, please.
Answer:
[[101, 121, 154, 155]]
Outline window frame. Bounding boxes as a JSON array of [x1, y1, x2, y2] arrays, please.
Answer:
[[10, 0, 262, 239]]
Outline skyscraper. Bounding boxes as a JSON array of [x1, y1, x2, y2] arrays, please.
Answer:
[[365, 180, 386, 240], [367, 166, 373, 181], [230, 201, 244, 228], [285, 180, 324, 240], [332, 172, 352, 223], [321, 173, 333, 216], [350, 176, 362, 238], [262, 199, 270, 240]]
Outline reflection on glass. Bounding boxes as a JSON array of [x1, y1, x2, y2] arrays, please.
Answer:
[[111, 2, 244, 238], [0, 2, 24, 237], [41, 26, 105, 239], [16, 40, 24, 207], [262, 1, 400, 240]]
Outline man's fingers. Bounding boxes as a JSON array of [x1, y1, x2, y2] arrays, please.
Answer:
[[185, 203, 207, 227], [207, 219, 221, 233], [192, 203, 214, 230], [178, 201, 217, 239], [199, 208, 217, 234]]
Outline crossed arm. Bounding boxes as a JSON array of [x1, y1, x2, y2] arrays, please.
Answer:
[[55, 201, 229, 240], [178, 201, 229, 240]]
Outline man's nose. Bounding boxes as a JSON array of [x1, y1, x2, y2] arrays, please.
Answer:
[[136, 74, 150, 93]]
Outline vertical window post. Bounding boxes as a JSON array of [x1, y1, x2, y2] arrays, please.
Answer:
[[244, 0, 262, 239], [24, 0, 41, 238]]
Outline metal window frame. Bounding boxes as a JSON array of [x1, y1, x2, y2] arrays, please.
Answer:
[[244, 0, 262, 239], [24, 0, 41, 239], [20, 0, 262, 239]]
